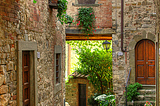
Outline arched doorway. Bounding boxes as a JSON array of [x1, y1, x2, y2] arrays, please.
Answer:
[[135, 39, 155, 85]]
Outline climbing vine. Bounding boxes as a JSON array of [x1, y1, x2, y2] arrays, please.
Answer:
[[57, 0, 73, 24], [77, 7, 96, 35]]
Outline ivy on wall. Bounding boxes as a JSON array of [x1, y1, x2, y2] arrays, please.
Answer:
[[77, 7, 96, 35]]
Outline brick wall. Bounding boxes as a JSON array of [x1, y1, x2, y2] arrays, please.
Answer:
[[66, 0, 112, 29], [0, 0, 65, 105]]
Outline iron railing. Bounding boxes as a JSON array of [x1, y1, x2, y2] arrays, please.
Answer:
[[125, 68, 131, 106]]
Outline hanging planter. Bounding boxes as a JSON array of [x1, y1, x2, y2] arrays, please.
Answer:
[[49, 0, 58, 9]]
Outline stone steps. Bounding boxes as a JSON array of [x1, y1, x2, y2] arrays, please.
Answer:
[[121, 85, 156, 106]]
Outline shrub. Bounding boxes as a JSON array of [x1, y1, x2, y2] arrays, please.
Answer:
[[126, 82, 142, 101]]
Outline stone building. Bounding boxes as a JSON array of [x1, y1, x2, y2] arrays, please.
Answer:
[[65, 72, 96, 106], [0, 0, 65, 105], [65, 0, 114, 41], [66, 0, 160, 105], [112, 0, 160, 105]]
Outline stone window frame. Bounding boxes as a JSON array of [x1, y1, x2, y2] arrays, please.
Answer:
[[128, 31, 156, 84], [73, 0, 100, 6], [17, 41, 38, 106], [54, 45, 62, 94]]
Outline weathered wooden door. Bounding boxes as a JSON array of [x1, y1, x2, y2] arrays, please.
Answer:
[[135, 39, 155, 85], [22, 51, 30, 106], [79, 84, 86, 106]]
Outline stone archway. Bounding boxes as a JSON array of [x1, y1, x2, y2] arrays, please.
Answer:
[[128, 31, 156, 84]]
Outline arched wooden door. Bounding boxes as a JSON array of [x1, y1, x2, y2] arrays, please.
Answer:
[[135, 39, 155, 85]]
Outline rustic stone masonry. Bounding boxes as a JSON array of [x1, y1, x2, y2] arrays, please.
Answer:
[[154, 0, 160, 105], [112, 0, 157, 104], [65, 77, 96, 106], [0, 0, 65, 106]]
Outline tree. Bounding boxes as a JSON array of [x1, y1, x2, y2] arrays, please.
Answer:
[[67, 40, 112, 94]]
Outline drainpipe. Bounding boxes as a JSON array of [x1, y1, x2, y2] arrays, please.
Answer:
[[121, 0, 128, 106], [121, 0, 128, 52]]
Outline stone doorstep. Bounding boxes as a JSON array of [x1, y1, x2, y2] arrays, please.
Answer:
[[120, 100, 155, 106], [137, 94, 156, 100], [141, 85, 156, 89], [138, 89, 156, 95]]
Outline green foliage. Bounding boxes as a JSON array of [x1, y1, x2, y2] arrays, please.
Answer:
[[65, 75, 73, 84], [77, 7, 95, 35], [69, 40, 112, 94], [33, 0, 37, 3], [95, 94, 116, 106], [66, 40, 107, 50], [88, 93, 100, 106], [57, 0, 73, 24], [126, 82, 142, 101], [65, 14, 73, 24]]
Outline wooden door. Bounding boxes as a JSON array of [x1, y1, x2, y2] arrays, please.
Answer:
[[79, 84, 86, 106], [22, 51, 30, 106], [135, 39, 155, 85]]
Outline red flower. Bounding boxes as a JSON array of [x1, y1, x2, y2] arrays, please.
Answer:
[[95, 17, 97, 18], [73, 20, 74, 22], [95, 30, 96, 32], [98, 26, 99, 28]]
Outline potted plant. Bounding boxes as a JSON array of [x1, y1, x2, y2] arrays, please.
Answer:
[[49, 0, 58, 8], [144, 101, 153, 106]]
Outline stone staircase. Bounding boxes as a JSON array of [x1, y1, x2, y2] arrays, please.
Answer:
[[121, 85, 156, 106]]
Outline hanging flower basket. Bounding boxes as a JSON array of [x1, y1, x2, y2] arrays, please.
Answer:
[[49, 0, 58, 9]]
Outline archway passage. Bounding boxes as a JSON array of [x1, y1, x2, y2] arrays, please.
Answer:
[[135, 39, 155, 85]]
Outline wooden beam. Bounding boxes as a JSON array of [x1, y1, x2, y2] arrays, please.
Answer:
[[65, 28, 114, 40], [66, 35, 112, 40]]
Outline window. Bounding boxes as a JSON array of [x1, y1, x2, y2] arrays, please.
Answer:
[[54, 45, 62, 94], [48, 0, 58, 9], [74, 0, 99, 6], [56, 53, 61, 84], [78, 0, 96, 4]]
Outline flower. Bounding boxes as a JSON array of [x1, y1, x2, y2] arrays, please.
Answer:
[[144, 101, 153, 106], [90, 13, 92, 15]]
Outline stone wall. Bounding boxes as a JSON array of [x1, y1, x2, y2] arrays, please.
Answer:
[[65, 77, 96, 106], [154, 0, 160, 105], [112, 0, 157, 104], [0, 0, 65, 106]]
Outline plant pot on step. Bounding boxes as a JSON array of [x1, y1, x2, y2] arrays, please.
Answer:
[[49, 0, 58, 9]]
